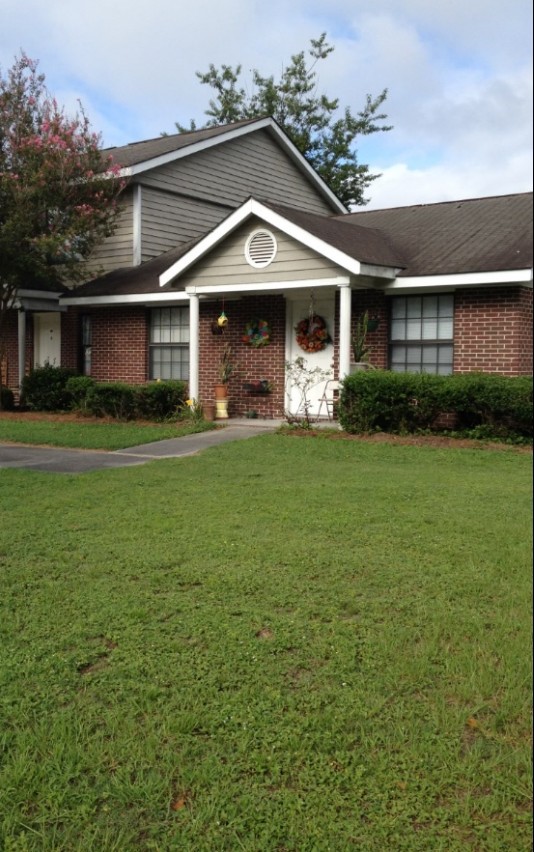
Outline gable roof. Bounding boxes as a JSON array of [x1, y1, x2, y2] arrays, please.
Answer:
[[343, 192, 533, 277], [104, 117, 346, 214], [159, 198, 403, 287]]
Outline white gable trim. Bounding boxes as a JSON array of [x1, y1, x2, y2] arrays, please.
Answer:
[[159, 198, 398, 287], [120, 118, 346, 214]]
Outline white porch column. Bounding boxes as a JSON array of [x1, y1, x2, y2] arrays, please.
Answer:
[[338, 282, 352, 379], [188, 290, 200, 400], [17, 310, 26, 388]]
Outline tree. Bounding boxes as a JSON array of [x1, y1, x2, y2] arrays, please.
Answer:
[[174, 34, 391, 208], [0, 53, 123, 395]]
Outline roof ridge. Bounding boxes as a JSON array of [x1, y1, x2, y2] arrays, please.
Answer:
[[345, 191, 533, 216]]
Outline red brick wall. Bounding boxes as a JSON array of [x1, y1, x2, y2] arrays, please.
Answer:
[[83, 306, 149, 384], [199, 296, 286, 418], [3, 285, 532, 399], [351, 290, 389, 369], [454, 286, 533, 375]]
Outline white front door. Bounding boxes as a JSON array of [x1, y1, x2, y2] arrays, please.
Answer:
[[33, 312, 61, 367], [286, 295, 335, 417]]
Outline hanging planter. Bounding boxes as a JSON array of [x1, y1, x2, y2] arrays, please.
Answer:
[[295, 314, 332, 353], [242, 318, 271, 348]]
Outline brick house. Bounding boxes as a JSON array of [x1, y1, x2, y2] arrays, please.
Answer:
[[3, 117, 532, 417]]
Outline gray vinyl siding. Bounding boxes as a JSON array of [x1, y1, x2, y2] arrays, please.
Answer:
[[141, 187, 229, 261], [178, 218, 343, 289], [83, 190, 135, 275], [140, 131, 336, 215]]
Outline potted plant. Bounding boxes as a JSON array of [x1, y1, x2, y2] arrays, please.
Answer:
[[351, 311, 373, 371], [214, 344, 234, 419]]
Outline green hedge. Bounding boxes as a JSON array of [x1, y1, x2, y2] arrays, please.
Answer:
[[1, 385, 15, 411], [21, 365, 77, 411], [338, 371, 533, 439], [19, 366, 187, 421], [135, 381, 187, 420], [84, 380, 187, 421]]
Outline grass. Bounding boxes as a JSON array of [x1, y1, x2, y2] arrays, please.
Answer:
[[0, 435, 532, 850], [0, 415, 215, 450]]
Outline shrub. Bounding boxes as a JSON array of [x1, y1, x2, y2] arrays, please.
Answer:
[[1, 385, 15, 411], [65, 376, 95, 412], [135, 381, 187, 420], [21, 365, 77, 411], [338, 370, 444, 434], [85, 382, 137, 420], [338, 370, 533, 439], [443, 373, 533, 438]]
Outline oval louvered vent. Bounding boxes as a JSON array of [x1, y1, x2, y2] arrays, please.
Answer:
[[245, 230, 277, 269]]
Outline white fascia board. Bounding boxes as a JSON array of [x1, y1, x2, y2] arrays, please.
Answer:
[[159, 198, 361, 287], [17, 288, 62, 300], [359, 262, 399, 280], [119, 118, 346, 213], [61, 291, 189, 307], [185, 276, 351, 296], [383, 268, 533, 291]]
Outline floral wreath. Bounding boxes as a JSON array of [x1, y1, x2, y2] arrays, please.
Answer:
[[295, 314, 332, 353], [242, 318, 271, 348]]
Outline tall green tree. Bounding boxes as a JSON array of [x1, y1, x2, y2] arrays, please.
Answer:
[[175, 34, 391, 208], [0, 53, 123, 396]]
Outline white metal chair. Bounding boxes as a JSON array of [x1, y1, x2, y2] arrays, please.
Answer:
[[317, 379, 339, 421]]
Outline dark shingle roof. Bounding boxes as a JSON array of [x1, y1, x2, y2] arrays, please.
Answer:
[[69, 192, 533, 299], [261, 201, 405, 269], [342, 193, 533, 276], [71, 240, 200, 297], [103, 119, 266, 169]]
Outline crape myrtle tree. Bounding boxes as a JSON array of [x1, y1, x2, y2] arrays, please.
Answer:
[[174, 34, 392, 208], [0, 53, 123, 402]]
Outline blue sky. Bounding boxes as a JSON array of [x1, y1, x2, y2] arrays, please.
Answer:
[[1, 0, 532, 209]]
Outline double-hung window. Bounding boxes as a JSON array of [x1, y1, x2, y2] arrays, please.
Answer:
[[149, 307, 190, 380], [390, 294, 454, 375]]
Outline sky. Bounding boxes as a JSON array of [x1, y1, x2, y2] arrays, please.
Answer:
[[1, 0, 532, 210]]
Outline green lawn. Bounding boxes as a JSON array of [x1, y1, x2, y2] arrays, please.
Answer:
[[0, 417, 215, 450], [0, 435, 532, 851]]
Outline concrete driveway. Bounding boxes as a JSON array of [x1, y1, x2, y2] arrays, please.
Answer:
[[0, 420, 280, 474]]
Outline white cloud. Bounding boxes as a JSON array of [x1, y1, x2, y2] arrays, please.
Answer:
[[1, 0, 532, 206]]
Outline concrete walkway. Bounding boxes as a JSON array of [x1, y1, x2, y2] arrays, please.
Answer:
[[0, 419, 282, 474]]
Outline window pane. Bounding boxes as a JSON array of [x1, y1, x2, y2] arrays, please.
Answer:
[[406, 318, 421, 340], [422, 346, 438, 364], [422, 319, 437, 339], [438, 294, 454, 316], [407, 298, 422, 319], [422, 296, 438, 318], [438, 319, 453, 339], [391, 298, 406, 319], [406, 346, 422, 364], [390, 319, 406, 340]]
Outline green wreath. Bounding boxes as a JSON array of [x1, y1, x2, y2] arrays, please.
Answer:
[[242, 318, 271, 348]]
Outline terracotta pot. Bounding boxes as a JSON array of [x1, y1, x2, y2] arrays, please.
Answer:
[[214, 384, 228, 399], [203, 402, 215, 421]]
